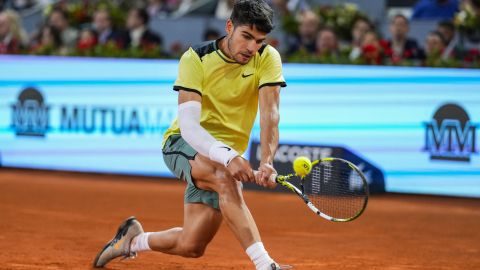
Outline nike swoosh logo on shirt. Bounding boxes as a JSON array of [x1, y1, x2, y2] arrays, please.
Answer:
[[220, 146, 232, 151], [242, 73, 253, 78]]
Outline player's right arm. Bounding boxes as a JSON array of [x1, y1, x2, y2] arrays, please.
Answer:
[[175, 49, 254, 183], [177, 91, 255, 183]]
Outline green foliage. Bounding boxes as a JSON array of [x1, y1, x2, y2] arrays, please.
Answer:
[[70, 42, 165, 59], [315, 3, 368, 41], [45, 0, 130, 28], [454, 3, 480, 34]]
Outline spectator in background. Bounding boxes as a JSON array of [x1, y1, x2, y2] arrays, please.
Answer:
[[11, 0, 35, 11], [275, 0, 310, 14], [437, 20, 458, 59], [315, 28, 339, 58], [287, 10, 320, 55], [4, 9, 28, 46], [203, 28, 220, 41], [93, 9, 126, 48], [349, 17, 373, 60], [77, 27, 98, 52], [48, 8, 78, 49], [0, 10, 27, 54], [360, 31, 383, 64], [412, 0, 459, 20], [425, 31, 447, 58], [215, 0, 235, 20], [125, 7, 163, 49], [31, 25, 67, 55], [147, 0, 178, 18], [0, 11, 18, 54], [384, 14, 422, 63]]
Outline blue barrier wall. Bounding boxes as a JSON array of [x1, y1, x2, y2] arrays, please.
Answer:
[[1, 55, 479, 197]]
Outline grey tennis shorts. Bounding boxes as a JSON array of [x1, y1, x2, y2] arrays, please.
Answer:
[[162, 134, 220, 209]]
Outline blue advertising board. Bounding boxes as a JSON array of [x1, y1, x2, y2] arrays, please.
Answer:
[[1, 55, 479, 197]]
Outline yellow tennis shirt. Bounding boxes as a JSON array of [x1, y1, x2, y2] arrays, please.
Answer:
[[163, 38, 286, 154]]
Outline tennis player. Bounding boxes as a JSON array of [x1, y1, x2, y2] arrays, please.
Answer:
[[94, 1, 288, 269]]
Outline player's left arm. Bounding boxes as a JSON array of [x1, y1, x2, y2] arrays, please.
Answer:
[[257, 84, 281, 188]]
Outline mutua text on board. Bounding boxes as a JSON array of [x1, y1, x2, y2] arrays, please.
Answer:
[[59, 106, 174, 135], [10, 87, 176, 136]]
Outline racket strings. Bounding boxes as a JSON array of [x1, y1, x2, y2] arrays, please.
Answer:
[[305, 160, 367, 220]]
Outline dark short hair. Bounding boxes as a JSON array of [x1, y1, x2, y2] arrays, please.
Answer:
[[51, 8, 68, 21], [438, 20, 455, 32], [318, 27, 336, 36], [95, 9, 112, 22], [429, 31, 447, 46], [132, 8, 149, 25], [230, 0, 274, 33], [203, 28, 220, 40], [391, 14, 409, 25], [354, 17, 374, 30], [44, 25, 63, 48]]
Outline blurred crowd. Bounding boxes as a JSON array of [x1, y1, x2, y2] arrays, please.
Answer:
[[0, 0, 178, 57], [281, 0, 479, 67], [0, 0, 479, 68]]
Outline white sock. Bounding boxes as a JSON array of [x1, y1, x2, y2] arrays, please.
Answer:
[[246, 242, 275, 270], [130, 232, 152, 253]]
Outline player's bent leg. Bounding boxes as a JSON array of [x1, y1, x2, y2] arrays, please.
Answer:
[[147, 202, 222, 258], [190, 153, 261, 249], [190, 155, 291, 269]]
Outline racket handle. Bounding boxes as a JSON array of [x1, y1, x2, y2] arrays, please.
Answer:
[[253, 170, 278, 183]]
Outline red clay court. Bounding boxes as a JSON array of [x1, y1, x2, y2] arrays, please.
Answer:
[[1, 169, 479, 270]]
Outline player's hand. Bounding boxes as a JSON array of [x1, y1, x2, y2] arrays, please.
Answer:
[[227, 156, 255, 183], [256, 163, 277, 189]]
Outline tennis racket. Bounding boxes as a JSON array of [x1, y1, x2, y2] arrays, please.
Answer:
[[257, 157, 369, 222]]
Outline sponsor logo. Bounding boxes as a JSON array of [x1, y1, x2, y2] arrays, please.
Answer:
[[220, 146, 232, 151], [10, 88, 177, 137], [423, 103, 478, 162], [10, 87, 50, 137], [242, 73, 253, 78], [255, 144, 333, 163]]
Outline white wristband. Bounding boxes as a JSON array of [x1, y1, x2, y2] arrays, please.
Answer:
[[209, 141, 239, 167]]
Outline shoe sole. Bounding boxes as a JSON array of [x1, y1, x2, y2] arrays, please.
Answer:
[[93, 216, 138, 268]]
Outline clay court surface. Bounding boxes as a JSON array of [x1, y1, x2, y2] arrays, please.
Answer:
[[1, 169, 479, 270]]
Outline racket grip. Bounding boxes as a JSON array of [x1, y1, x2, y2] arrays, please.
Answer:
[[253, 170, 278, 183]]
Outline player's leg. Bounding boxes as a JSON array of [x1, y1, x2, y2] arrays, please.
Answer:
[[132, 153, 257, 256], [143, 202, 222, 257], [190, 153, 261, 249], [188, 154, 288, 270], [93, 203, 222, 268], [161, 134, 257, 246], [164, 135, 285, 269]]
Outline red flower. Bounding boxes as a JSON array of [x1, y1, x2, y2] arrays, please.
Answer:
[[77, 37, 97, 51], [464, 49, 480, 62], [391, 55, 402, 64], [362, 44, 382, 64], [404, 49, 413, 58], [379, 40, 393, 57], [469, 48, 480, 57], [362, 44, 377, 54]]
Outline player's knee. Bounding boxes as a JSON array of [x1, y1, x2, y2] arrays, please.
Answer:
[[217, 177, 238, 196], [214, 169, 237, 195], [181, 243, 206, 258]]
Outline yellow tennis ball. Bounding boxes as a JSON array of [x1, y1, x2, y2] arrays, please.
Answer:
[[293, 156, 312, 177]]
